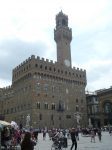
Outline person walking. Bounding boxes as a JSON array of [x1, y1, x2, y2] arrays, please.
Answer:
[[91, 129, 95, 143], [97, 129, 102, 142], [75, 128, 79, 141], [21, 132, 36, 150], [70, 128, 77, 150]]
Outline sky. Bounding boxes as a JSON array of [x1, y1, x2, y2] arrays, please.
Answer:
[[0, 0, 112, 91]]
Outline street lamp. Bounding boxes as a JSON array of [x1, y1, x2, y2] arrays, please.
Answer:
[[0, 124, 2, 149]]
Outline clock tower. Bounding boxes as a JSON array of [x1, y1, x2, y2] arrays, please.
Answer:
[[54, 11, 72, 67]]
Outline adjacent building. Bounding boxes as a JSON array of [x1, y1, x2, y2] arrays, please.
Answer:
[[86, 92, 100, 128], [86, 87, 112, 128], [97, 87, 112, 127]]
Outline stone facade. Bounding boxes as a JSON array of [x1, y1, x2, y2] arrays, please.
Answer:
[[86, 92, 100, 128], [97, 87, 112, 127], [0, 11, 87, 129]]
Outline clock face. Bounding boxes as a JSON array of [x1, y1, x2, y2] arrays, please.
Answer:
[[64, 59, 70, 67]]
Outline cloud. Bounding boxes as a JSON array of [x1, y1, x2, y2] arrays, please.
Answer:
[[72, 25, 112, 91], [0, 38, 55, 83], [0, 0, 112, 91]]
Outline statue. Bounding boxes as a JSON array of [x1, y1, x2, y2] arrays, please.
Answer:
[[88, 118, 92, 128], [76, 114, 80, 124], [26, 114, 30, 129], [74, 113, 81, 127]]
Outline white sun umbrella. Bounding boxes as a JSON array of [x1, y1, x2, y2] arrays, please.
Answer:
[[11, 121, 18, 129], [0, 120, 11, 126]]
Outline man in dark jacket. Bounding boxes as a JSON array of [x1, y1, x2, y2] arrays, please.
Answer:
[[70, 128, 77, 150]]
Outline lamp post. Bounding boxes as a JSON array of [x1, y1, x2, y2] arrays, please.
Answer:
[[0, 124, 2, 150], [0, 130, 1, 150]]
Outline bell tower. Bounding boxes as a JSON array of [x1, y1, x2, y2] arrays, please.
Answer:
[[54, 11, 72, 67]]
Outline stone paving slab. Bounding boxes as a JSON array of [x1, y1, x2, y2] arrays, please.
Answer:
[[34, 132, 112, 150]]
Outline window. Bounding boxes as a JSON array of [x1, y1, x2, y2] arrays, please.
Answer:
[[66, 115, 71, 119], [11, 108, 13, 113], [104, 102, 112, 114], [81, 107, 84, 111], [44, 84, 48, 91], [76, 99, 78, 103], [7, 109, 9, 114], [49, 67, 52, 71], [52, 86, 55, 92], [51, 103, 55, 110], [62, 19, 67, 26], [44, 103, 48, 109], [37, 102, 40, 109], [54, 68, 56, 72], [51, 114, 53, 120], [36, 83, 40, 92], [76, 106, 79, 111], [59, 116, 61, 120], [40, 64, 42, 69], [81, 99, 83, 103], [39, 114, 42, 120]]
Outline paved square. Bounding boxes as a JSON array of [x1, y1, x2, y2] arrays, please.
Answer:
[[34, 132, 112, 150]]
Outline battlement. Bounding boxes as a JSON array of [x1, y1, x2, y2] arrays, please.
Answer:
[[12, 55, 86, 78], [73, 67, 86, 72], [13, 55, 56, 71], [2, 85, 12, 91], [12, 54, 86, 85]]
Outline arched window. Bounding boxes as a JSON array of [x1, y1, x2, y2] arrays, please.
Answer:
[[62, 19, 66, 26], [104, 102, 112, 114], [51, 103, 55, 110], [44, 103, 48, 109], [37, 102, 40, 109]]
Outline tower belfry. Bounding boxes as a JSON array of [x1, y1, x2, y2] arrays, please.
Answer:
[[54, 11, 72, 67]]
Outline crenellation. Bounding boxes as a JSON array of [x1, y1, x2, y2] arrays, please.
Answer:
[[37, 56, 40, 60], [23, 61, 26, 65], [46, 59, 49, 62], [41, 58, 44, 61], [31, 55, 35, 59], [28, 57, 31, 60], [3, 85, 12, 90], [72, 66, 86, 73], [25, 59, 28, 63], [50, 60, 53, 63]]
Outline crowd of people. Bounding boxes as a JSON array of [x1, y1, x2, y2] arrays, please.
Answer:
[[1, 124, 112, 150], [1, 126, 38, 150]]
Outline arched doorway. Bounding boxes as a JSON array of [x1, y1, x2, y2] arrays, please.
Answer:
[[103, 101, 112, 125]]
